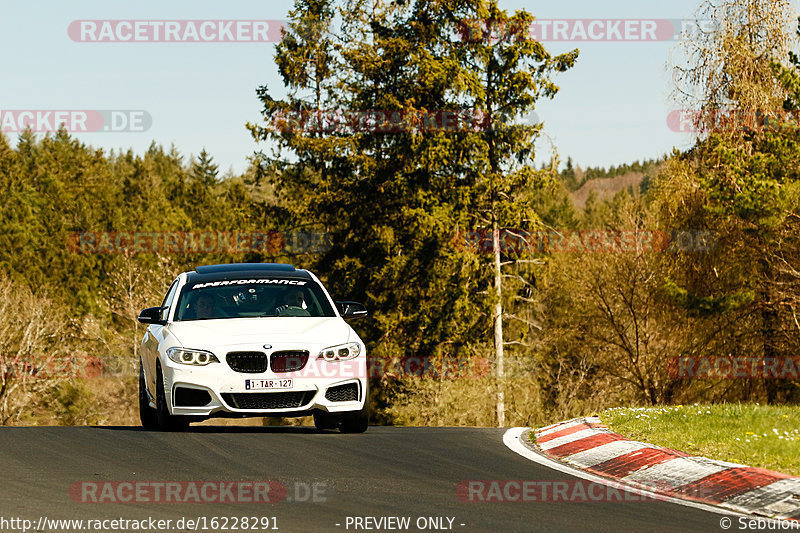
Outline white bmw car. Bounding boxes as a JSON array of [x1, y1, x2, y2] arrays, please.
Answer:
[[137, 263, 369, 432]]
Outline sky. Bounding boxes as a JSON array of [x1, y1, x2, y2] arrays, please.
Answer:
[[1, 0, 797, 175]]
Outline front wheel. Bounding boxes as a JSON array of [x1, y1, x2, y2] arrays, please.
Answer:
[[156, 364, 188, 432], [313, 412, 340, 431], [138, 360, 158, 429], [339, 402, 369, 434]]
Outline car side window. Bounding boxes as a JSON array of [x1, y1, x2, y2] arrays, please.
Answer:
[[160, 280, 179, 321]]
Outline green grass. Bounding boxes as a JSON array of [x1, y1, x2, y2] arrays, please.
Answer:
[[600, 404, 800, 476]]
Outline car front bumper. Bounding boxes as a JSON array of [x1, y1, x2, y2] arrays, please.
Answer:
[[160, 351, 367, 418]]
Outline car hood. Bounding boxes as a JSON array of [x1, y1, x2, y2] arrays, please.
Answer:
[[166, 317, 352, 348]]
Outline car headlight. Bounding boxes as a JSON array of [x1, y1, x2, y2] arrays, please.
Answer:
[[318, 342, 362, 362], [167, 347, 220, 366]]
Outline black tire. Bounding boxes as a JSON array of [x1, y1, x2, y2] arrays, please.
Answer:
[[138, 360, 158, 429], [156, 364, 188, 432], [339, 402, 369, 434], [313, 412, 340, 431]]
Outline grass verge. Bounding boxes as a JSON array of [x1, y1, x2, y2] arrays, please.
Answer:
[[600, 404, 800, 476]]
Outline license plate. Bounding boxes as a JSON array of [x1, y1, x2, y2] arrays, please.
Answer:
[[245, 379, 293, 390]]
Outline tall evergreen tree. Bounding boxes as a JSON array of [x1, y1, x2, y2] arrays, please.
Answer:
[[190, 149, 219, 187], [250, 0, 577, 424]]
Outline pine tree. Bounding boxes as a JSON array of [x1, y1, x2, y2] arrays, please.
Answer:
[[190, 149, 219, 187], [250, 0, 577, 425], [452, 2, 578, 425]]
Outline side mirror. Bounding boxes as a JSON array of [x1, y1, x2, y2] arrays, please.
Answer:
[[335, 301, 368, 319], [138, 306, 166, 325]]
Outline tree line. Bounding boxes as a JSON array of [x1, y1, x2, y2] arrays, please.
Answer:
[[0, 0, 798, 426]]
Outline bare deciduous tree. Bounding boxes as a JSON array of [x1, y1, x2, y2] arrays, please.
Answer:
[[102, 253, 177, 376], [0, 278, 74, 424], [673, 0, 794, 133]]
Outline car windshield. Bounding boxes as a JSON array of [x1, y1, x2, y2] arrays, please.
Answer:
[[173, 278, 336, 320]]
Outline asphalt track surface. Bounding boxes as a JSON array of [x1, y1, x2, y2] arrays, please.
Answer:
[[0, 426, 728, 532]]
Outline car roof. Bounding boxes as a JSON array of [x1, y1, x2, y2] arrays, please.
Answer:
[[185, 263, 313, 284]]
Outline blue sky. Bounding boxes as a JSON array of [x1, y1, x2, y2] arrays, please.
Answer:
[[1, 0, 792, 174]]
